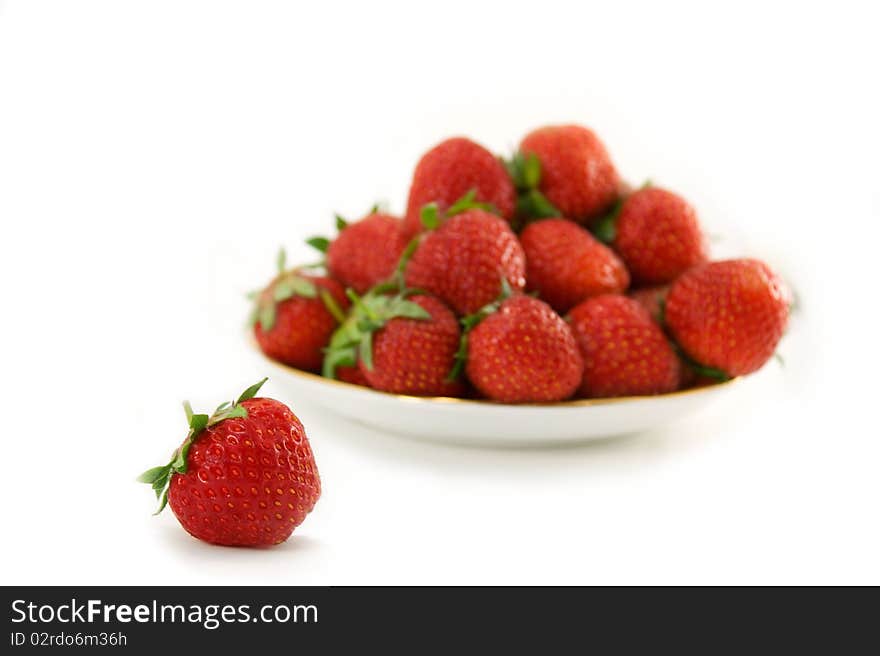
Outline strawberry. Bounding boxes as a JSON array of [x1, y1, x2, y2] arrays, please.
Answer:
[[465, 294, 583, 403], [664, 259, 791, 377], [568, 295, 681, 398], [323, 288, 463, 396], [595, 186, 708, 285], [513, 124, 620, 224], [628, 285, 669, 323], [251, 250, 349, 371], [308, 210, 408, 294], [404, 208, 526, 315], [138, 379, 320, 547], [403, 137, 516, 238], [519, 217, 630, 313], [359, 294, 463, 396], [335, 364, 370, 387]]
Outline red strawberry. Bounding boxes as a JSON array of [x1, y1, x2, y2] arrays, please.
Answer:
[[359, 294, 463, 396], [405, 208, 526, 315], [336, 364, 370, 387], [403, 137, 516, 238], [309, 211, 408, 294], [323, 289, 463, 396], [628, 285, 669, 323], [516, 124, 620, 224], [568, 295, 681, 398], [520, 218, 630, 313], [597, 186, 708, 285], [251, 251, 349, 371], [139, 379, 320, 547], [665, 259, 791, 377], [466, 295, 583, 403]]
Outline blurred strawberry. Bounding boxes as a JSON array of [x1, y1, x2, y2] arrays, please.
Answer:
[[465, 294, 583, 403], [512, 124, 620, 224], [405, 207, 526, 315], [403, 137, 516, 238], [628, 285, 669, 323], [520, 218, 629, 313], [595, 186, 708, 285], [308, 209, 408, 294], [336, 364, 370, 387], [251, 250, 348, 371], [664, 259, 791, 377], [568, 295, 681, 398]]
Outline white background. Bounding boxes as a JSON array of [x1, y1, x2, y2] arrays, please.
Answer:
[[1, 1, 877, 585]]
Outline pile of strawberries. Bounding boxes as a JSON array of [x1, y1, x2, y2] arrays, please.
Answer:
[[251, 124, 792, 403]]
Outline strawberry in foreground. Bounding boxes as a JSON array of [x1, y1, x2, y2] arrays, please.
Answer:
[[465, 293, 583, 403], [514, 124, 620, 224], [403, 137, 516, 238], [519, 217, 630, 313], [568, 295, 681, 398], [323, 287, 463, 397], [308, 210, 408, 294], [594, 186, 708, 286], [251, 250, 349, 371], [664, 259, 791, 377], [138, 379, 320, 547], [405, 207, 526, 315]]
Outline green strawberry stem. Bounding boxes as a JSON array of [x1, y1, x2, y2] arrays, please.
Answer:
[[322, 286, 431, 378], [305, 236, 331, 253], [249, 249, 319, 332], [591, 199, 623, 244], [138, 378, 268, 515], [504, 152, 560, 226], [420, 203, 440, 229], [446, 278, 514, 381], [445, 188, 497, 217], [319, 289, 347, 323], [391, 237, 421, 291], [679, 354, 731, 381], [504, 151, 542, 190], [420, 188, 498, 232]]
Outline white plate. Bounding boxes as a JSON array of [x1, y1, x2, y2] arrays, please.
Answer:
[[253, 345, 740, 446]]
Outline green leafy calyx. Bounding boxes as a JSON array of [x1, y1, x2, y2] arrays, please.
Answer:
[[138, 378, 268, 514], [322, 288, 430, 379], [592, 199, 623, 244], [447, 278, 514, 381], [249, 249, 320, 332], [419, 188, 498, 231], [505, 152, 560, 225]]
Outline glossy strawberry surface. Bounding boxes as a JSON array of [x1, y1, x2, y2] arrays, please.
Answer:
[[568, 295, 681, 398], [359, 294, 463, 396], [405, 209, 526, 315], [520, 125, 619, 224], [613, 187, 707, 285], [665, 259, 790, 376], [327, 213, 408, 293], [466, 295, 583, 403], [403, 137, 516, 238], [520, 218, 629, 312], [253, 275, 348, 371], [168, 398, 320, 547]]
